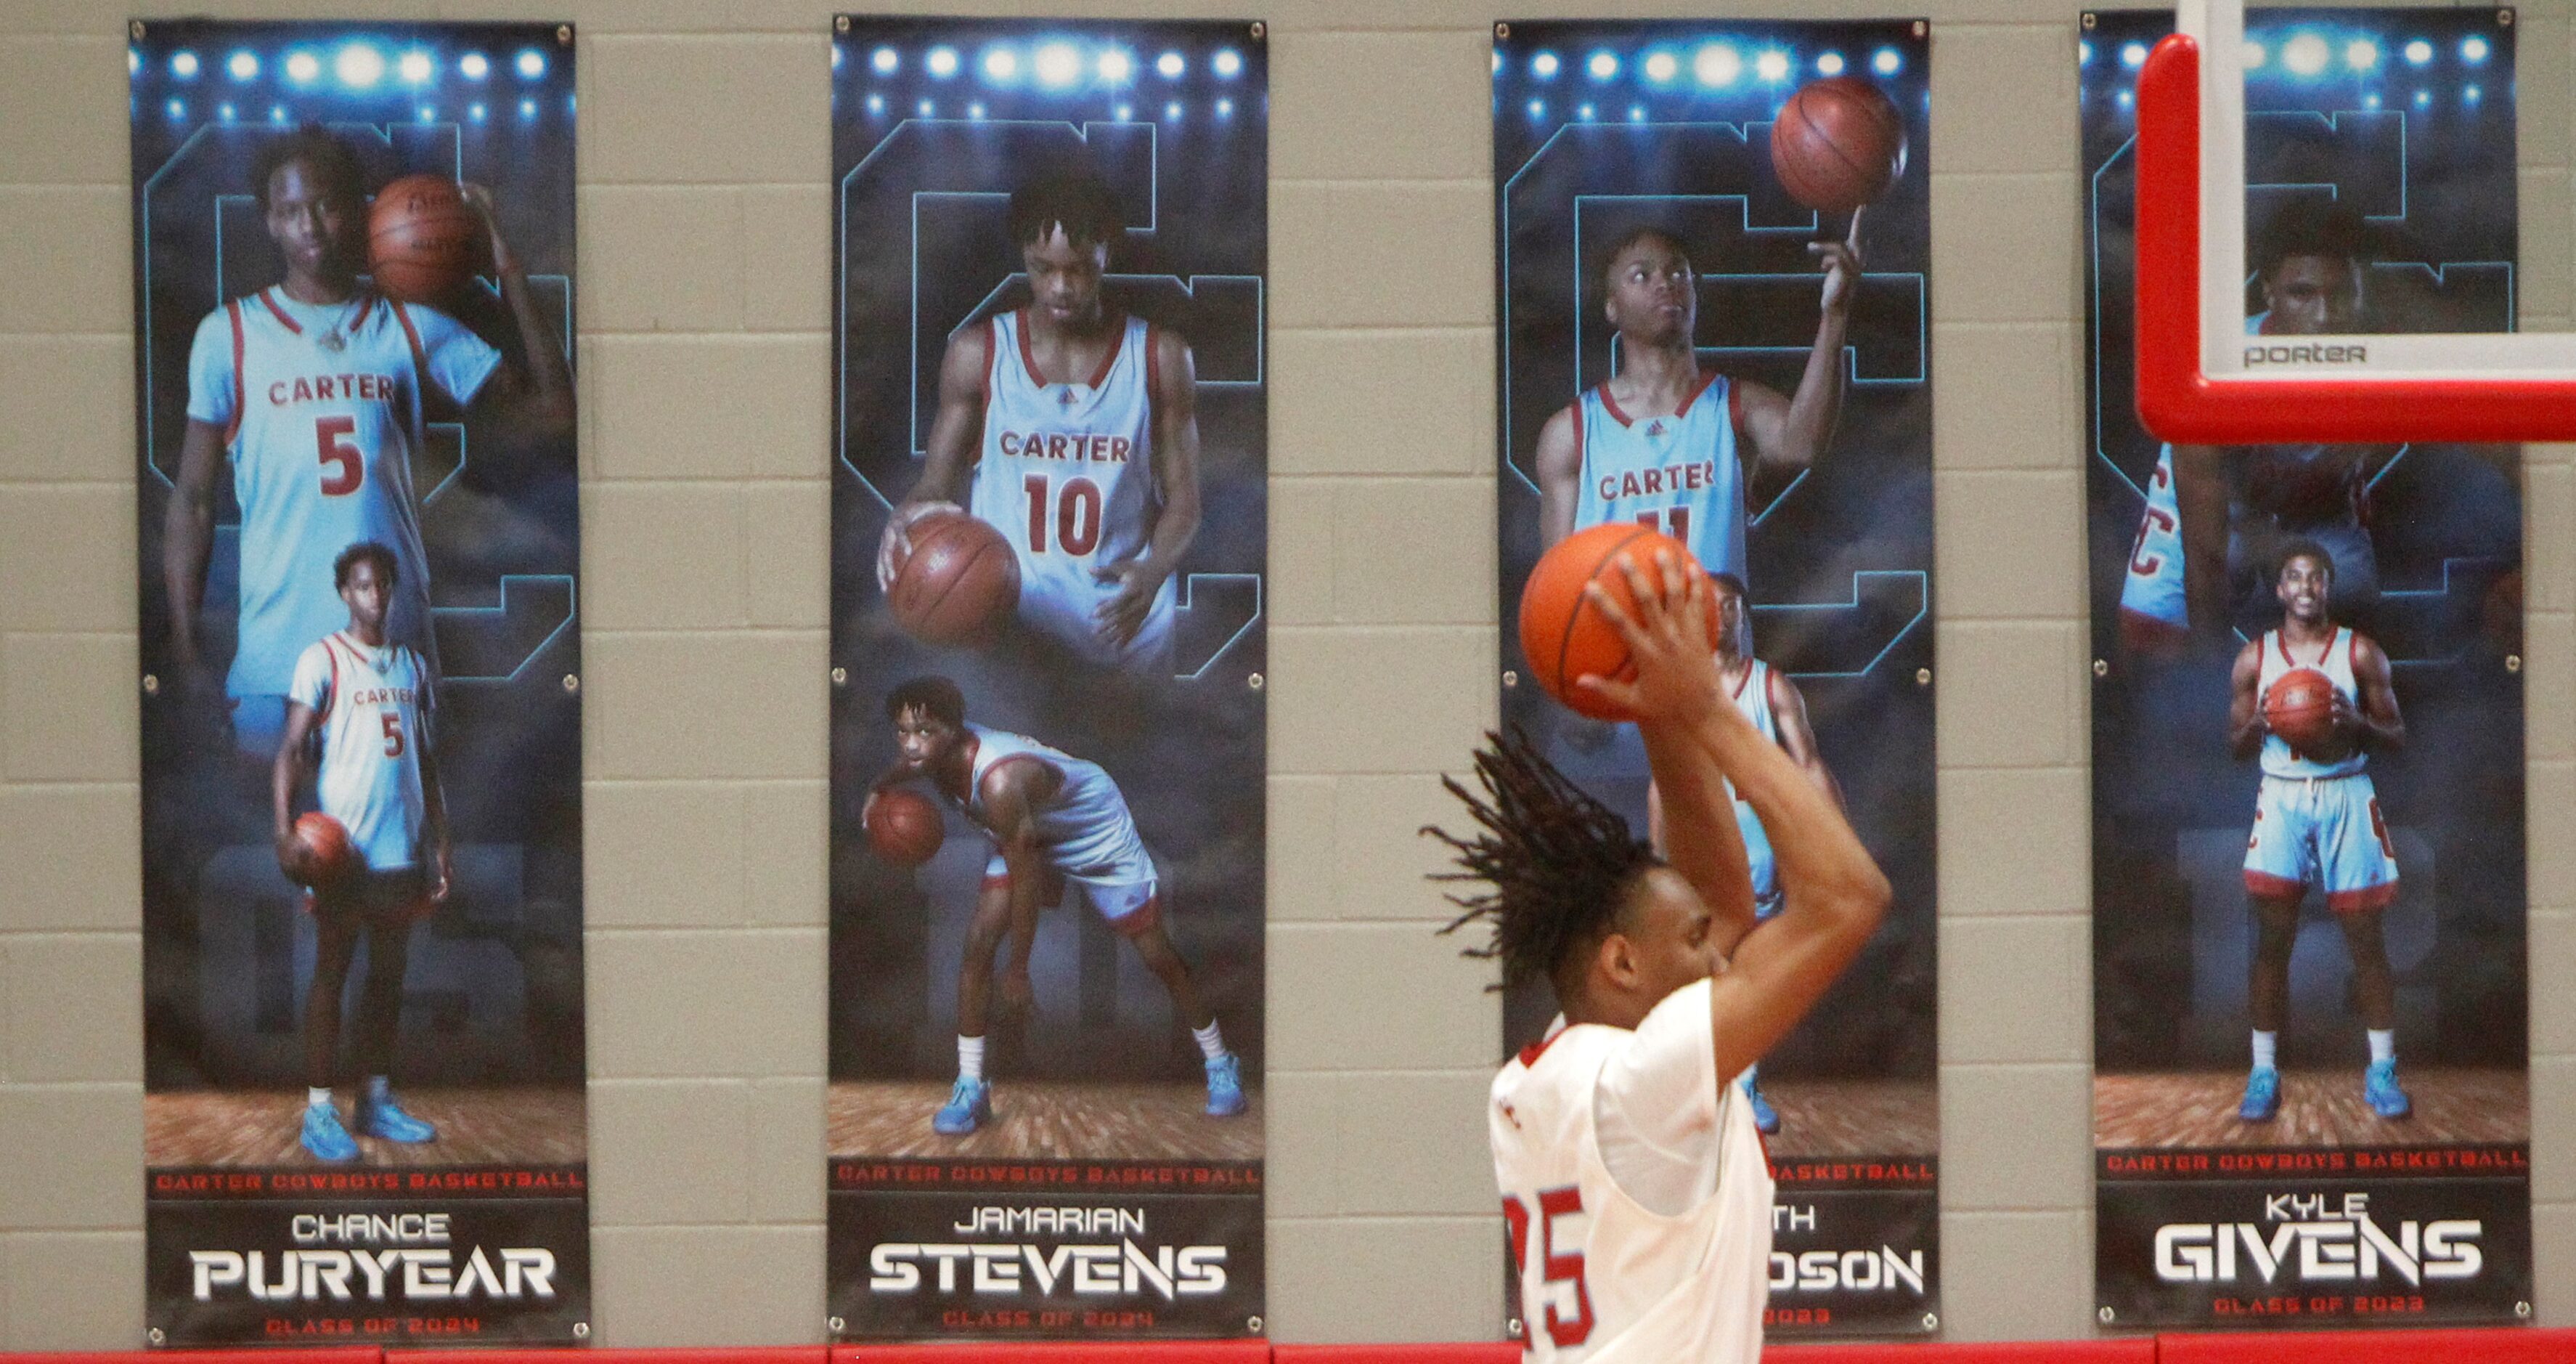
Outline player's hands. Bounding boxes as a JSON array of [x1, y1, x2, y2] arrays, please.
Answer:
[[876, 500, 965, 592], [998, 963, 1035, 1014], [1092, 559, 1168, 650], [431, 839, 454, 905], [1812, 206, 1864, 317], [1576, 549, 1724, 726], [274, 829, 306, 884], [457, 182, 515, 275]]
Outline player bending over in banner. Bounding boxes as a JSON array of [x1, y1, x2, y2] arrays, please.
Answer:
[[1532, 216, 1862, 582], [1429, 551, 1888, 1363], [1644, 570, 1845, 1136], [273, 543, 449, 1163], [168, 125, 574, 759], [876, 171, 1203, 673], [868, 677, 1242, 1134], [2229, 540, 2410, 1124]]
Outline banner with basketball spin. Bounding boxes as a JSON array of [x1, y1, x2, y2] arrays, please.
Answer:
[[129, 17, 587, 1347], [2083, 6, 2530, 1329], [1493, 20, 1939, 1339], [826, 16, 1269, 1344]]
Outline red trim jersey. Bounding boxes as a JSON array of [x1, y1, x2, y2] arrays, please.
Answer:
[[1568, 373, 1748, 580], [945, 723, 1154, 889], [2258, 626, 2367, 779], [288, 630, 435, 872]]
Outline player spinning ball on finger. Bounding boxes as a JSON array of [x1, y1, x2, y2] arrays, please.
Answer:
[[1430, 551, 1890, 1361]]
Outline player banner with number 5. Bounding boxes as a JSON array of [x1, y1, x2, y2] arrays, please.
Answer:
[[1492, 18, 1939, 1341], [130, 18, 588, 1347], [826, 15, 1269, 1343], [2082, 7, 2531, 1329]]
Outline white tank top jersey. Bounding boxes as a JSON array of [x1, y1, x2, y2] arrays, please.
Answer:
[[1491, 978, 1774, 1364], [287, 631, 435, 873], [949, 723, 1154, 885], [972, 310, 1176, 667], [186, 288, 502, 700], [2257, 626, 2368, 779], [1569, 373, 1748, 582]]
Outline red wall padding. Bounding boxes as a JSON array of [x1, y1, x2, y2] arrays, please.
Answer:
[[836, 1344, 1272, 1362], [1273, 1347, 1519, 1363], [391, 1353, 826, 1364], [5, 1355, 382, 1364], [1773, 1344, 2156, 1361], [2159, 1327, 2576, 1361]]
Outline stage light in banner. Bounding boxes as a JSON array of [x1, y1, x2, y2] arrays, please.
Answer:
[[1527, 97, 1544, 118], [1114, 102, 1132, 119], [2462, 35, 2490, 63], [460, 52, 489, 79], [218, 102, 235, 120], [129, 48, 139, 75], [516, 49, 545, 78], [1588, 52, 1618, 80], [1157, 51, 1184, 78], [1874, 47, 1903, 74], [2414, 88, 2431, 107], [399, 51, 433, 84], [417, 104, 435, 122], [518, 97, 537, 118], [1531, 51, 1560, 79], [286, 51, 319, 84], [1755, 49, 1790, 83], [1817, 52, 1846, 76], [969, 101, 986, 118], [1034, 43, 1081, 87], [2466, 82, 2482, 102], [269, 103, 288, 122], [2079, 39, 2092, 66], [1629, 104, 1645, 121], [2282, 33, 2329, 76], [1578, 102, 1594, 118], [927, 46, 959, 77], [2346, 40, 2379, 71], [2120, 41, 2147, 68], [166, 97, 185, 119], [831, 44, 842, 70], [2242, 41, 2265, 69], [1215, 97, 1232, 116], [171, 51, 200, 78], [229, 50, 258, 80], [337, 44, 385, 89], [1098, 49, 1132, 82], [982, 47, 1019, 83], [1695, 44, 1741, 87], [918, 97, 934, 115], [1493, 51, 1501, 73], [2116, 88, 2133, 108], [470, 100, 488, 120], [1213, 48, 1242, 77], [1165, 100, 1183, 120], [1644, 51, 1678, 83], [2405, 39, 2434, 65], [872, 46, 898, 73]]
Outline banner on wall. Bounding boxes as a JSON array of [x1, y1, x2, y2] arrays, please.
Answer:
[[131, 19, 587, 1347], [2083, 7, 2530, 1329], [826, 15, 1268, 1343], [1493, 19, 1939, 1339]]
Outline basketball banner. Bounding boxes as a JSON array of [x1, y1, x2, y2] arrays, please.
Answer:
[[2082, 7, 2531, 1329], [131, 18, 587, 1347], [1492, 20, 1939, 1339], [826, 17, 1269, 1343]]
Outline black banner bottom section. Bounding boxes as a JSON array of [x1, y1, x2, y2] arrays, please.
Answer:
[[831, 1158, 1263, 1341], [147, 1164, 590, 1346], [1766, 1156, 1939, 1337], [2097, 1144, 2530, 1328]]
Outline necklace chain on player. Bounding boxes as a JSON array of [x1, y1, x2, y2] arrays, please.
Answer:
[[314, 296, 365, 354]]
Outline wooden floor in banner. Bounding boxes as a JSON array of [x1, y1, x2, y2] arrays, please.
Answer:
[[2095, 1068, 2529, 1148], [830, 1080, 1264, 1161], [1761, 1076, 1941, 1159], [147, 1087, 587, 1167]]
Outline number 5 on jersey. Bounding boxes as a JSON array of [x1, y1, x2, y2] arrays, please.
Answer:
[[317, 416, 364, 496], [1504, 1187, 1594, 1347]]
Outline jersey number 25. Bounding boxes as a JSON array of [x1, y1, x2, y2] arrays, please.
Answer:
[[1503, 1187, 1594, 1348]]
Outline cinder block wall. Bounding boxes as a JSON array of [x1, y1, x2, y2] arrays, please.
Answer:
[[1, 0, 2567, 1346]]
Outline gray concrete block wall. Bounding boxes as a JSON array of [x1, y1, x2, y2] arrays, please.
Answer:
[[0, 0, 2567, 1347]]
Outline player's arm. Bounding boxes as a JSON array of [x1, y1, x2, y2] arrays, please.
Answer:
[[2174, 444, 2231, 634], [1640, 723, 1761, 954], [1094, 328, 1205, 649], [1737, 208, 1862, 485], [416, 697, 455, 903], [876, 325, 991, 590], [456, 184, 574, 444], [977, 758, 1060, 989], [2340, 635, 2406, 753], [272, 700, 319, 876], [1532, 405, 1581, 552], [1581, 553, 1890, 1080], [1769, 668, 1846, 812], [163, 419, 227, 673], [2226, 638, 2267, 760]]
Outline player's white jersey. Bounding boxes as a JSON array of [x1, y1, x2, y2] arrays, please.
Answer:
[[2257, 627, 2367, 779], [186, 288, 501, 700], [1569, 374, 1747, 581], [948, 723, 1154, 886], [1728, 659, 1783, 917], [1491, 983, 1773, 1364], [288, 631, 435, 873], [2119, 444, 2188, 644], [972, 310, 1175, 669]]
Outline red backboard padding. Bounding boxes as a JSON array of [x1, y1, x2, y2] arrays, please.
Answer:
[[2159, 1328, 2576, 1362], [836, 1345, 1271, 1363]]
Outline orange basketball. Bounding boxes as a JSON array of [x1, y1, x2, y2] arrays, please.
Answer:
[[367, 174, 483, 302], [2262, 666, 2339, 752], [289, 811, 357, 886], [1770, 76, 1908, 214], [1518, 523, 1710, 720], [889, 513, 1020, 647], [866, 789, 945, 867]]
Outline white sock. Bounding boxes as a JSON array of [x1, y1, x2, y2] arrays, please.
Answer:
[[364, 1075, 391, 1102], [958, 1035, 985, 1082], [308, 1087, 334, 1109], [2250, 1031, 2278, 1071], [2368, 1029, 2397, 1065], [1191, 1020, 1228, 1063]]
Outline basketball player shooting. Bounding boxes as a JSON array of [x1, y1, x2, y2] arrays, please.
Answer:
[[2228, 540, 2409, 1123], [1644, 570, 1845, 1135], [166, 126, 574, 760], [875, 172, 1204, 673], [272, 542, 448, 1163], [1429, 551, 1888, 1362], [1530, 215, 1862, 580], [865, 677, 1242, 1135]]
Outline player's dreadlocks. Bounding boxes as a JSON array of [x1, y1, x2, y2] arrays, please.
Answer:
[[1423, 728, 1660, 993]]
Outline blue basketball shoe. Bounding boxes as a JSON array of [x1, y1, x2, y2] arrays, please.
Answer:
[[934, 1076, 991, 1135], [359, 1091, 437, 1143], [1205, 1053, 1247, 1117], [2238, 1065, 2281, 1122], [1743, 1074, 1780, 1135], [2365, 1059, 2413, 1119], [301, 1103, 359, 1162]]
